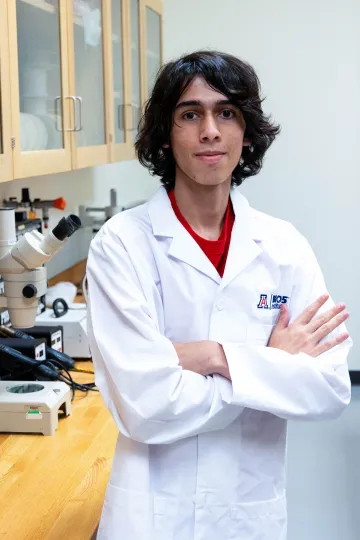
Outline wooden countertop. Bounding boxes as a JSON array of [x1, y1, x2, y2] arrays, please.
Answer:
[[0, 363, 118, 540], [0, 261, 118, 539]]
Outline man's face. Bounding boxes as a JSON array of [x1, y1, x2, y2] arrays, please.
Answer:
[[170, 77, 248, 188]]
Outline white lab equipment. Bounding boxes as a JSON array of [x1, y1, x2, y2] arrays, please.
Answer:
[[35, 282, 89, 358], [87, 187, 352, 540], [79, 188, 145, 233], [0, 381, 71, 436], [0, 207, 81, 435], [0, 207, 81, 328], [36, 304, 90, 358]]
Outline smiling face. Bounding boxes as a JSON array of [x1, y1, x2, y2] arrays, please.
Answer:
[[170, 77, 249, 189]]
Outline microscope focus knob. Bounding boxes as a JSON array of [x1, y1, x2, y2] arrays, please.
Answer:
[[22, 284, 38, 299]]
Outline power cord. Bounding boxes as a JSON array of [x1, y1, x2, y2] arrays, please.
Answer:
[[0, 342, 98, 401]]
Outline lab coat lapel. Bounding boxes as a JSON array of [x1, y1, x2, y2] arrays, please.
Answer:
[[148, 188, 221, 284], [220, 189, 263, 290], [168, 227, 221, 283]]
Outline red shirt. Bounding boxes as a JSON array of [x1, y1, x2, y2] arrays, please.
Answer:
[[168, 190, 235, 277]]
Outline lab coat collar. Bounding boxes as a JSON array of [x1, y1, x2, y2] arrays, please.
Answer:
[[147, 187, 264, 286]]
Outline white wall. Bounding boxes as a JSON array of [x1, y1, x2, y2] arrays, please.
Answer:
[[163, 0, 360, 370], [287, 389, 360, 540], [162, 3, 360, 538]]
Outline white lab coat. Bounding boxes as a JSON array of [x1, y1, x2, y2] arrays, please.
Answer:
[[86, 186, 352, 540]]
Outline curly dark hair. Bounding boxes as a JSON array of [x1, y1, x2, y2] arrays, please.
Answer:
[[135, 50, 280, 190]]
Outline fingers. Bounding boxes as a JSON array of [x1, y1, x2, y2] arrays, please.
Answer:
[[313, 332, 350, 357], [275, 303, 290, 330], [308, 302, 347, 333], [313, 310, 349, 343], [294, 294, 329, 325]]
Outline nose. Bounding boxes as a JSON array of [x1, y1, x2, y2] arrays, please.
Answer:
[[199, 114, 221, 142]]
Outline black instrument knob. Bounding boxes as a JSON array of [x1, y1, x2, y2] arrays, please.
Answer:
[[22, 284, 37, 299]]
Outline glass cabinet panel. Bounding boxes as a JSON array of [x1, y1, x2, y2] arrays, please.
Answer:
[[145, 6, 161, 95], [111, 0, 125, 145], [73, 0, 106, 147], [0, 1, 8, 168], [130, 0, 141, 139], [16, 0, 64, 152]]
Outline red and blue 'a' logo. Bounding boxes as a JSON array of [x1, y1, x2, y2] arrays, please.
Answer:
[[257, 294, 269, 309], [258, 294, 289, 310]]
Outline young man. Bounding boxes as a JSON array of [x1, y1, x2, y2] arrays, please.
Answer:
[[87, 51, 352, 540]]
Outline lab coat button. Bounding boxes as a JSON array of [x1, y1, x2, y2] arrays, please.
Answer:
[[216, 298, 225, 311]]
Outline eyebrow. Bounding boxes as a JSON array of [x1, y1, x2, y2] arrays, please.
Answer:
[[175, 99, 233, 110]]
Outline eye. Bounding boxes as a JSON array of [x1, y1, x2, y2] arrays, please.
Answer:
[[182, 111, 199, 121], [220, 109, 236, 119]]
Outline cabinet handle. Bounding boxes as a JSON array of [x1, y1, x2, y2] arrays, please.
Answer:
[[67, 96, 77, 132], [122, 104, 140, 132], [74, 96, 83, 132], [123, 104, 131, 132], [125, 104, 139, 132], [55, 96, 77, 132]]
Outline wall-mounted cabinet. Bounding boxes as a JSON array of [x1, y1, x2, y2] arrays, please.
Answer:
[[0, 0, 163, 183], [0, 1, 13, 182]]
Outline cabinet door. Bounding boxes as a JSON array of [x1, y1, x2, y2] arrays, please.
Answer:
[[107, 0, 134, 162], [129, 0, 142, 143], [8, 0, 72, 179], [140, 0, 162, 103], [67, 0, 110, 169], [0, 1, 13, 183]]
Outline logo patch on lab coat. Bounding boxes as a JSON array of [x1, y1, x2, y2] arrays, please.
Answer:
[[257, 294, 289, 310]]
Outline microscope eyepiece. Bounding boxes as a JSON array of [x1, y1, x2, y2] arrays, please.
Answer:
[[66, 215, 82, 237], [52, 215, 82, 241]]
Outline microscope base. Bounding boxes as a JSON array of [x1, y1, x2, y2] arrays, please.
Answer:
[[0, 380, 71, 436]]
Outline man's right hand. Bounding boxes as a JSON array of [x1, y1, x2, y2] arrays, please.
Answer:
[[268, 294, 350, 357]]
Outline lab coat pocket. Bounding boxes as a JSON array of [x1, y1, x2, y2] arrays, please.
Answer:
[[195, 492, 286, 540], [246, 323, 274, 346], [97, 483, 176, 540], [229, 494, 287, 540]]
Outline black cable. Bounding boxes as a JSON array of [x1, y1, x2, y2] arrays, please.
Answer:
[[30, 358, 99, 401], [0, 343, 60, 380], [3, 359, 98, 401], [46, 346, 74, 369], [48, 359, 98, 393], [0, 326, 75, 370], [0, 359, 77, 399], [0, 344, 98, 401], [0, 327, 97, 394]]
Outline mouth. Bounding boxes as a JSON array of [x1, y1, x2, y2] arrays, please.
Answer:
[[195, 151, 226, 164]]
